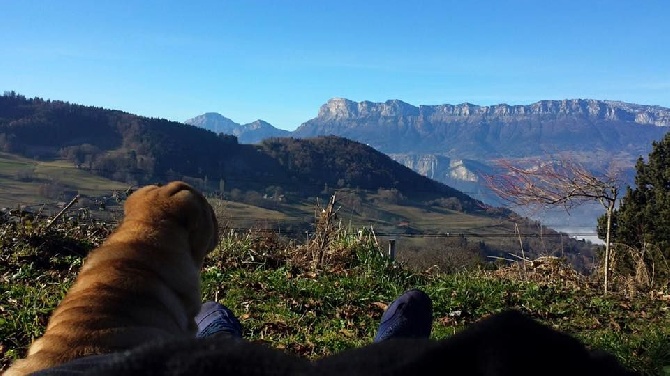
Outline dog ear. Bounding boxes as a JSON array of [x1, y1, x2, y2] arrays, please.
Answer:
[[168, 188, 206, 229], [165, 184, 219, 263], [123, 185, 160, 217]]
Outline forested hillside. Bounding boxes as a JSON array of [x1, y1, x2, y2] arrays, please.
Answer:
[[2, 92, 475, 202]]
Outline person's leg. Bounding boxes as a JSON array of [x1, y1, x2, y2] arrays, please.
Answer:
[[374, 288, 432, 342], [195, 301, 243, 339]]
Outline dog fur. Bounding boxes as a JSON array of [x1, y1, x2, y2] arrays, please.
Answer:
[[5, 181, 219, 376]]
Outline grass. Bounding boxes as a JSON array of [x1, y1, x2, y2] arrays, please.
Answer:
[[0, 152, 128, 209], [1, 209, 669, 375]]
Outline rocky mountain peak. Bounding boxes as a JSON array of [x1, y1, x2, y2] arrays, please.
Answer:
[[245, 119, 274, 130], [318, 98, 359, 119], [185, 112, 239, 134], [318, 98, 421, 119]]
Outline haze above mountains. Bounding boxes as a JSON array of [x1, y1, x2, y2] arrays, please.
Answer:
[[186, 98, 670, 239]]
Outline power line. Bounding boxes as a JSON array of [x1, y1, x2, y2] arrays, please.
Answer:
[[203, 226, 601, 239]]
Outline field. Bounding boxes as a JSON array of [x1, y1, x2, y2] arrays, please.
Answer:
[[1, 210, 669, 375], [0, 152, 129, 211]]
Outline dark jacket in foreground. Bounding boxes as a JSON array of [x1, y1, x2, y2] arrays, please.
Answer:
[[35, 310, 636, 376]]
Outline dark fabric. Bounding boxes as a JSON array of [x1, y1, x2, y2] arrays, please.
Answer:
[[195, 302, 243, 339], [31, 354, 124, 376], [374, 288, 433, 342], [35, 310, 637, 376]]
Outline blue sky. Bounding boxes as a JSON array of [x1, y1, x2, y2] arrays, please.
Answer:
[[2, 1, 669, 130]]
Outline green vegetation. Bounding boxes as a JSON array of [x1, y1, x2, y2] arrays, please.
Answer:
[[599, 132, 670, 290], [1, 208, 668, 375]]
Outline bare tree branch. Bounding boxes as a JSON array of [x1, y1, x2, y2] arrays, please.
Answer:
[[483, 153, 623, 294], [483, 155, 621, 212]]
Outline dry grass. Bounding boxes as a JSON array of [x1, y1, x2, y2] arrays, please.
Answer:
[[486, 256, 590, 290]]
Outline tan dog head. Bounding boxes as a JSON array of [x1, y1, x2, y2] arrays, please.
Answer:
[[123, 181, 219, 267]]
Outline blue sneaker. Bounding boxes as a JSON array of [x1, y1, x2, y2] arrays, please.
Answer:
[[195, 301, 243, 339], [374, 288, 432, 342]]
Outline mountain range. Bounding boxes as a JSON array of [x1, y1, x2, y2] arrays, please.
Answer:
[[187, 98, 670, 237], [187, 98, 670, 152]]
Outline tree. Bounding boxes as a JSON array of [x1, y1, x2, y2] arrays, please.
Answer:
[[484, 154, 622, 294], [603, 133, 670, 288]]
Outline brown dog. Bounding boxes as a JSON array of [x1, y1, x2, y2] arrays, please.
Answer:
[[5, 181, 219, 376]]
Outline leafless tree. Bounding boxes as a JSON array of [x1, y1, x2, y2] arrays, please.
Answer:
[[483, 155, 623, 294]]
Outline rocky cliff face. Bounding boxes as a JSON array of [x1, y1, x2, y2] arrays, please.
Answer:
[[388, 154, 489, 183], [189, 98, 670, 152], [388, 153, 501, 203], [293, 98, 670, 159], [313, 98, 670, 126]]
